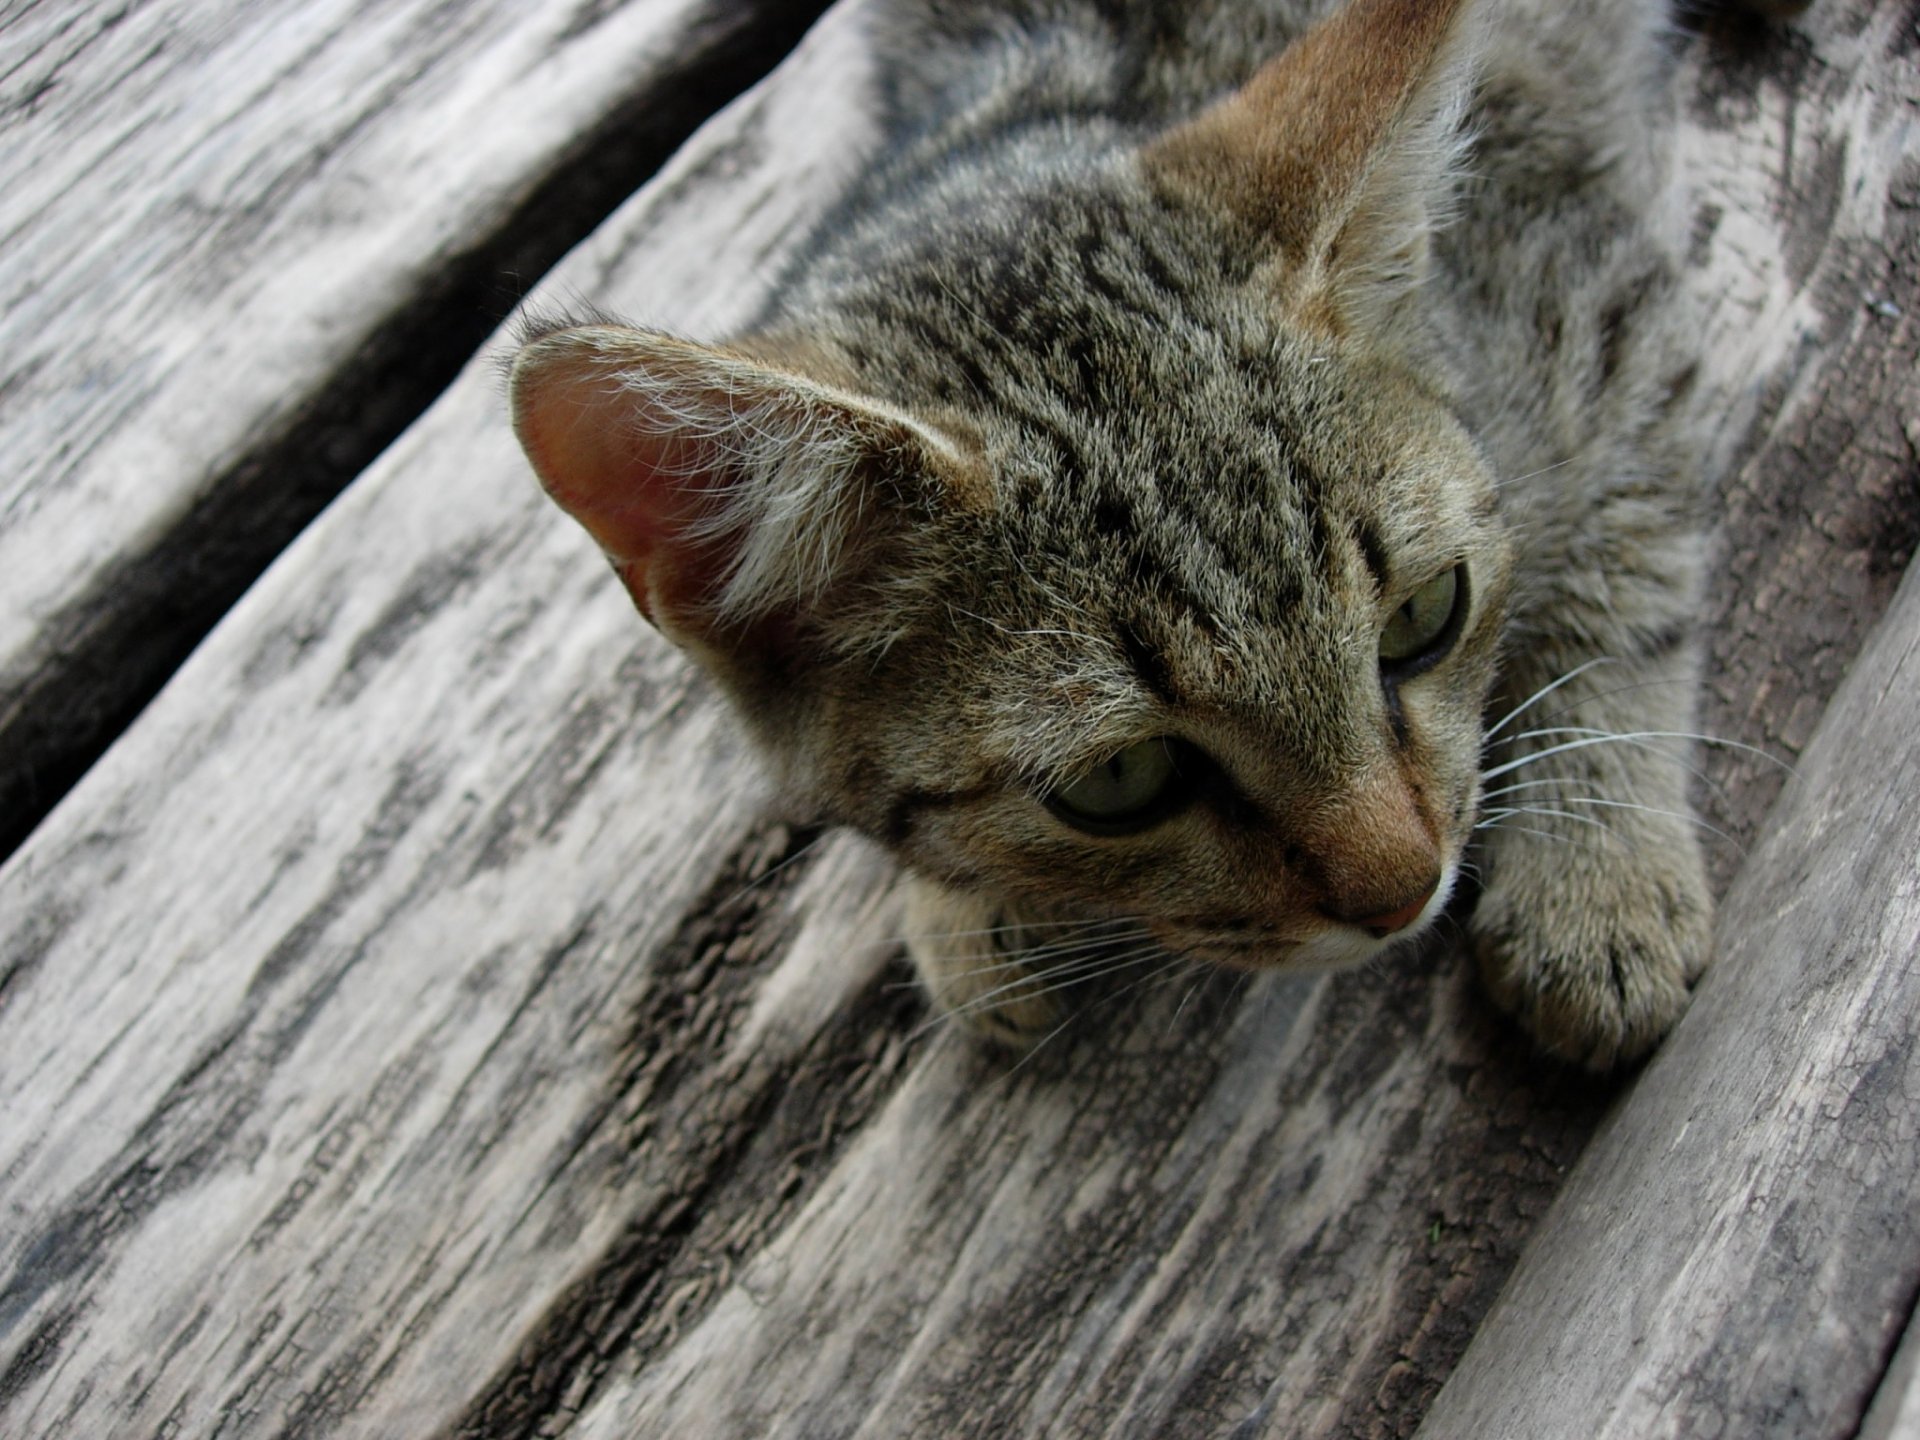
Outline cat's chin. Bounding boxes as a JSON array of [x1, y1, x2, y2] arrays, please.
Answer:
[[1153, 927, 1390, 975]]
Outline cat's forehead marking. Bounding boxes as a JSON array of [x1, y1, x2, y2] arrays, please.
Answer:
[[804, 151, 1483, 722]]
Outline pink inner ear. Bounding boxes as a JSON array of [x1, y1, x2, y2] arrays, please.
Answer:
[[511, 337, 727, 620]]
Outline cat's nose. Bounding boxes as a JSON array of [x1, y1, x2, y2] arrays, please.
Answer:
[[1324, 876, 1440, 939]]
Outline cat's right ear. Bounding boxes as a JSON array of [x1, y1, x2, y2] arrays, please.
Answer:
[[1143, 0, 1482, 336], [509, 323, 982, 664]]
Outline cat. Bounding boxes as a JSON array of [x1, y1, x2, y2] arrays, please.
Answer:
[[509, 0, 1796, 1070]]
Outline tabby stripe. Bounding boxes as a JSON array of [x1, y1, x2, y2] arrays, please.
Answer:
[[1354, 519, 1392, 595], [1116, 618, 1184, 708], [882, 783, 997, 846]]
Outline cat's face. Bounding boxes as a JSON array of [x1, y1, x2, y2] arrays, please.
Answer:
[[510, 0, 1511, 970], [512, 301, 1512, 970], [773, 329, 1511, 969]]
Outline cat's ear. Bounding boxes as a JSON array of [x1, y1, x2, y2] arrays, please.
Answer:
[[509, 323, 981, 663], [1144, 0, 1482, 334]]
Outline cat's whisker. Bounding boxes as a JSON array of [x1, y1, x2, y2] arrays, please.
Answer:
[[1498, 724, 1793, 771], [906, 935, 1138, 990], [1016, 933, 1159, 970], [992, 948, 1194, 1083], [1096, 949, 1205, 1022], [717, 829, 829, 908], [1484, 657, 1620, 739], [993, 1013, 1083, 1081], [1164, 957, 1223, 1033], [923, 919, 1149, 971], [1473, 821, 1580, 846], [1168, 977, 1204, 1032], [1520, 675, 1696, 732], [1490, 454, 1581, 493], [931, 274, 995, 347], [899, 915, 1119, 949], [924, 938, 1169, 1030], [1474, 803, 1614, 835], [1477, 781, 1745, 849], [1478, 775, 1597, 802], [1482, 726, 1791, 785], [1483, 669, 1787, 812], [922, 942, 1176, 1053], [921, 944, 1142, 1008], [1555, 795, 1747, 852], [1488, 725, 1762, 806]]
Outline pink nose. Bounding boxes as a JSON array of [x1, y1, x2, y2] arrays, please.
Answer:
[[1334, 877, 1439, 940]]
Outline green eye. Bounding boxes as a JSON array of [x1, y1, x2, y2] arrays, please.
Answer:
[[1047, 738, 1183, 835], [1379, 565, 1466, 668]]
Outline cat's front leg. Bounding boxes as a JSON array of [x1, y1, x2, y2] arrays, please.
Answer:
[[900, 874, 1079, 1051], [1470, 639, 1714, 1069]]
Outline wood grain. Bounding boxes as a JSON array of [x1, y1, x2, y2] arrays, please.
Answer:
[[1683, 0, 1920, 863], [0, 0, 1915, 1436], [1416, 542, 1920, 1440], [0, 0, 827, 857]]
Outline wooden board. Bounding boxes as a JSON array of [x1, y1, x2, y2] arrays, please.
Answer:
[[1416, 551, 1920, 1439], [1, 0, 1916, 1436], [0, 0, 827, 856]]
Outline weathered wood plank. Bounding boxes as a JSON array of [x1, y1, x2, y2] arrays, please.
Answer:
[[1860, 1306, 1920, 1440], [0, 0, 826, 856], [1414, 549, 1920, 1440], [0, 0, 1915, 1437], [1684, 0, 1920, 864], [0, 16, 901, 1435]]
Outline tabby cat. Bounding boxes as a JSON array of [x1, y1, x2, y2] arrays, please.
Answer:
[[510, 0, 1792, 1069]]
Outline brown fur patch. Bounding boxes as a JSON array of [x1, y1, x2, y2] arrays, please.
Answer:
[[1144, 0, 1471, 255]]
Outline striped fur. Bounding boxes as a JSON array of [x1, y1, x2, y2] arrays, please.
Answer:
[[511, 0, 1780, 1069]]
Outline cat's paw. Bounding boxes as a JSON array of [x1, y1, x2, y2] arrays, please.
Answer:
[[1469, 823, 1714, 1070], [901, 876, 1066, 1051]]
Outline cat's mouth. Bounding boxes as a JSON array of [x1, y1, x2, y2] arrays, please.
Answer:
[[1148, 864, 1456, 972]]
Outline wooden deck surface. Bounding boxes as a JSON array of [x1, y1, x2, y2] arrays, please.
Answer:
[[1, 1, 1917, 1437]]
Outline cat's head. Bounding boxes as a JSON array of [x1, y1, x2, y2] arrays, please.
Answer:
[[511, 0, 1512, 969]]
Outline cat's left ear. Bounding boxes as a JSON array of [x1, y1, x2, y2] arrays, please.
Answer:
[[1144, 0, 1483, 335]]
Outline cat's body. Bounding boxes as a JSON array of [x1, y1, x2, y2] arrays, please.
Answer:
[[512, 0, 1777, 1068]]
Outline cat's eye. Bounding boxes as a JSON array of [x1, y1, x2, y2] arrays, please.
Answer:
[[1046, 738, 1184, 836], [1378, 564, 1467, 670]]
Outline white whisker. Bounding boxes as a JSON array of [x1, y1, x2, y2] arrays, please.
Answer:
[[1495, 724, 1792, 772], [1557, 795, 1747, 851], [1474, 803, 1613, 834], [1473, 821, 1578, 845], [1486, 727, 1748, 783], [717, 830, 828, 908], [1479, 775, 1594, 801], [921, 939, 1168, 1034], [1492, 455, 1580, 492], [1485, 657, 1619, 739]]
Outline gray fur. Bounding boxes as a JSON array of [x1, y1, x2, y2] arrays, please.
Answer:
[[511, 0, 1767, 1069]]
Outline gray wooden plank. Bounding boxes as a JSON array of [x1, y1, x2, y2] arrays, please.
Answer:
[[0, 14, 898, 1434], [0, 0, 1915, 1436], [1858, 1313, 1920, 1440], [1414, 547, 1920, 1440], [1860, 1306, 1920, 1440], [1685, 0, 1920, 871], [0, 0, 825, 856]]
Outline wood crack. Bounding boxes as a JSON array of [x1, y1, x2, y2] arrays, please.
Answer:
[[443, 825, 928, 1439]]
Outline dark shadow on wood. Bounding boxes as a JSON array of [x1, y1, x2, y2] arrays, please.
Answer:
[[0, 0, 832, 865]]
